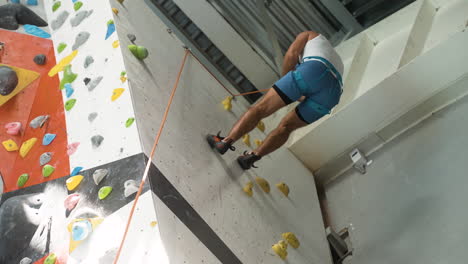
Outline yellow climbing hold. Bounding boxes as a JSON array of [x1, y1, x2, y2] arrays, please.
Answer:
[[255, 177, 270, 193], [243, 181, 253, 197], [272, 240, 288, 260], [48, 50, 78, 77], [19, 138, 37, 158], [276, 182, 290, 197], [2, 139, 18, 151], [120, 76, 127, 83], [150, 221, 157, 227], [112, 8, 119, 15], [242, 134, 251, 147], [257, 121, 265, 132], [282, 232, 300, 249], [221, 96, 233, 111], [66, 175, 84, 191], [111, 88, 125, 101], [112, 40, 120, 48], [254, 139, 263, 147]]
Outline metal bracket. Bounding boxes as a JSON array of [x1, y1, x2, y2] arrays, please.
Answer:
[[349, 148, 373, 174], [327, 227, 353, 264]]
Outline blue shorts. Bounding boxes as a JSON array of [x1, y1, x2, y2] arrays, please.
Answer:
[[273, 57, 343, 124]]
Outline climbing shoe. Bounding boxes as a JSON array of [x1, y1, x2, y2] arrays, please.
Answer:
[[237, 151, 262, 170], [206, 131, 235, 155]]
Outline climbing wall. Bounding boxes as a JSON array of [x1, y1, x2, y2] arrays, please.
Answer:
[[1, 0, 332, 263], [42, 0, 141, 169], [0, 0, 169, 263], [110, 0, 333, 263], [0, 29, 70, 193]]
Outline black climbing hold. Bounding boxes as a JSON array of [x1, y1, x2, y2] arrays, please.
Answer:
[[33, 54, 46, 65], [0, 66, 18, 96], [83, 77, 91, 85], [91, 135, 104, 148], [0, 4, 48, 30], [127, 33, 136, 43]]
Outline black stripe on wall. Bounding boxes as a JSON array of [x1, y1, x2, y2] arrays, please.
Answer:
[[146, 155, 242, 264]]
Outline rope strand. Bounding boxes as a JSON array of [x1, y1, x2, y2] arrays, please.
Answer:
[[113, 49, 190, 264]]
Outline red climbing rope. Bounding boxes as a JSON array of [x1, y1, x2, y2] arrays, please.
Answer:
[[231, 88, 271, 97], [188, 50, 270, 98], [113, 49, 190, 264], [188, 50, 236, 97]]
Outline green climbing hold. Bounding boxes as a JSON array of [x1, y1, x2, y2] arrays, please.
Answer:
[[125, 118, 135, 128], [17, 173, 29, 187], [44, 253, 57, 264], [74, 1, 83, 11], [98, 186, 113, 200], [128, 45, 149, 60], [57, 43, 67, 53], [65, 99, 77, 111], [107, 19, 114, 26], [52, 1, 61, 12], [42, 164, 55, 177], [121, 71, 126, 76], [60, 65, 78, 89]]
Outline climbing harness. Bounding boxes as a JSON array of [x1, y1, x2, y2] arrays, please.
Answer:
[[293, 56, 344, 115]]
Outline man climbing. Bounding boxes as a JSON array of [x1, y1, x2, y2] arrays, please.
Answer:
[[207, 31, 344, 170]]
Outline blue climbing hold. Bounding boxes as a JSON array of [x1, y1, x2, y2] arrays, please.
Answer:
[[72, 0, 79, 3], [26, 0, 38, 5], [10, 0, 20, 3], [43, 133, 57, 146], [24, 25, 51, 39], [65, 83, 74, 98], [71, 219, 92, 241], [70, 166, 83, 176], [105, 20, 115, 40]]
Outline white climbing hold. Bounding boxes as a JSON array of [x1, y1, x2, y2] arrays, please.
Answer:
[[20, 257, 32, 264], [39, 152, 53, 166], [124, 180, 139, 197], [93, 169, 108, 185], [29, 115, 49, 129]]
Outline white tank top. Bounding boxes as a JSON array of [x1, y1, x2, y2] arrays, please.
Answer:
[[300, 34, 344, 77]]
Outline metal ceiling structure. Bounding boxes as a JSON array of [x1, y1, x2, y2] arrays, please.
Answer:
[[147, 0, 416, 103], [208, 0, 416, 74]]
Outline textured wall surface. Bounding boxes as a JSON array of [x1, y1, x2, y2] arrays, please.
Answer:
[[326, 77, 468, 264], [0, 0, 168, 263], [43, 0, 142, 171], [110, 0, 333, 263]]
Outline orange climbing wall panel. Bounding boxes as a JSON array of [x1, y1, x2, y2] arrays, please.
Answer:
[[0, 29, 70, 192]]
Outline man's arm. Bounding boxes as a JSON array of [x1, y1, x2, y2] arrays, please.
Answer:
[[281, 31, 317, 76]]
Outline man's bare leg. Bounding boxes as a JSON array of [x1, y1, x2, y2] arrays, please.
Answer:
[[223, 88, 286, 143], [254, 109, 307, 157]]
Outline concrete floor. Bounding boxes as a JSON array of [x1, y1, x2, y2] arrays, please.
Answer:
[[325, 79, 468, 263]]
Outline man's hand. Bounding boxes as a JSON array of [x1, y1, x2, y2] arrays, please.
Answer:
[[298, 96, 306, 102], [281, 31, 318, 76]]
